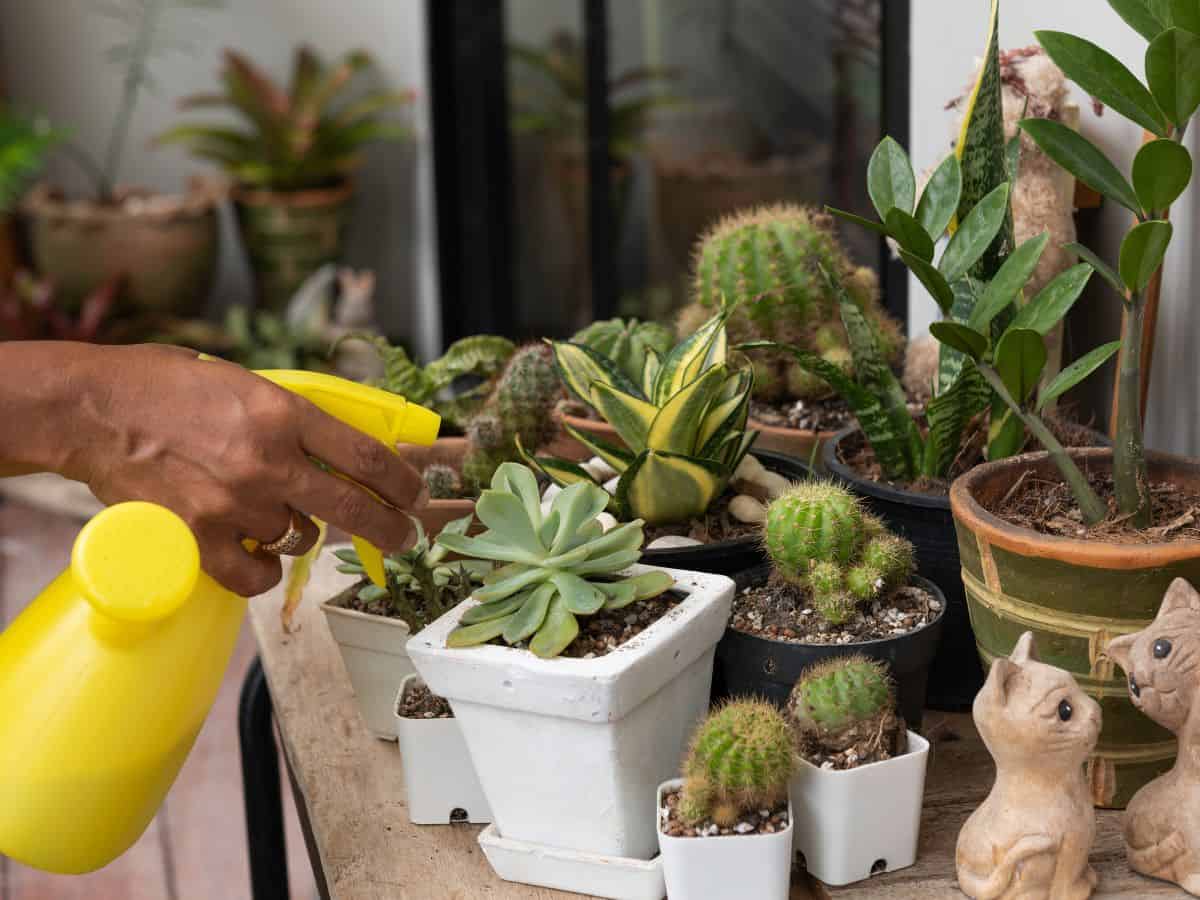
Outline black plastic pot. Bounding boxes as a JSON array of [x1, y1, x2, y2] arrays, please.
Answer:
[[640, 449, 811, 576], [713, 565, 945, 730], [822, 426, 976, 710]]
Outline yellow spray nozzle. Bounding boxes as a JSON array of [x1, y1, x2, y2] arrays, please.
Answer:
[[253, 369, 440, 587]]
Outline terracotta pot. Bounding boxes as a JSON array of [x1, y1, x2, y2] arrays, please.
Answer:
[[951, 448, 1200, 808], [23, 181, 220, 315], [233, 181, 352, 310], [747, 419, 838, 471], [557, 411, 625, 458], [396, 438, 476, 536]]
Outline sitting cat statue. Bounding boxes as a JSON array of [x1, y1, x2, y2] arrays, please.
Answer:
[[1106, 577, 1200, 895], [957, 631, 1101, 900]]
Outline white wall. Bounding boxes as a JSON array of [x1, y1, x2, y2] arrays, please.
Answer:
[[910, 0, 1199, 455], [0, 0, 440, 358]]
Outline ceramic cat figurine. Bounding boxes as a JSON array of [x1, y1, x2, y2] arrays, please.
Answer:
[[1106, 578, 1200, 895], [957, 632, 1101, 900]]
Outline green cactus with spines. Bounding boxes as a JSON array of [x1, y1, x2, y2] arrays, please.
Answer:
[[862, 534, 915, 589], [423, 464, 461, 500], [461, 345, 563, 493], [678, 700, 796, 828], [813, 590, 858, 625], [570, 317, 673, 389], [787, 656, 894, 738], [688, 203, 903, 403]]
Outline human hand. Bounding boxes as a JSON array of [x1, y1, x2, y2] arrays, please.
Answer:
[[60, 344, 426, 595]]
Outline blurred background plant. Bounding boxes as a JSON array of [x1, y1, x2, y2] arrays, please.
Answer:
[[0, 271, 120, 342]]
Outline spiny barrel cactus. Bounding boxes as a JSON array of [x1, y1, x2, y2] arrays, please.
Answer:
[[438, 463, 674, 658], [569, 318, 674, 391], [678, 700, 796, 828], [787, 656, 894, 740], [762, 482, 914, 625], [461, 344, 563, 493], [685, 204, 903, 403]]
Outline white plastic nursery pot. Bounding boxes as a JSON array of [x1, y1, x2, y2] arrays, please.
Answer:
[[791, 730, 930, 887], [656, 778, 793, 900], [407, 565, 734, 862], [393, 675, 491, 825], [321, 594, 414, 741]]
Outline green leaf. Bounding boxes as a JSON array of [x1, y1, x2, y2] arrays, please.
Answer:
[[551, 340, 643, 405], [1119, 219, 1174, 291], [929, 322, 988, 361], [458, 591, 530, 625], [1108, 0, 1169, 40], [939, 182, 1012, 284], [1039, 341, 1123, 410], [474, 490, 544, 555], [1005, 133, 1022, 184], [1065, 242, 1125, 295], [590, 382, 657, 452], [827, 206, 889, 237], [1168, 0, 1200, 34], [616, 450, 726, 526], [447, 613, 516, 648], [1009, 264, 1095, 335], [1018, 118, 1143, 214], [502, 582, 555, 644], [915, 154, 962, 240], [885, 208, 935, 261], [994, 329, 1048, 405], [1036, 30, 1167, 135], [968, 232, 1051, 332], [550, 572, 606, 615], [900, 249, 956, 314], [653, 309, 727, 404], [1132, 139, 1193, 213], [528, 594, 579, 658], [922, 364, 990, 478], [867, 137, 916, 218], [1146, 27, 1200, 128], [646, 366, 726, 455], [561, 422, 634, 474]]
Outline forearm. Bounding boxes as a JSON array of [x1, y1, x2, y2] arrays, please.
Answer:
[[0, 341, 109, 479]]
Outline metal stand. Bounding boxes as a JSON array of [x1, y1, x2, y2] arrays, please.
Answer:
[[239, 657, 290, 900]]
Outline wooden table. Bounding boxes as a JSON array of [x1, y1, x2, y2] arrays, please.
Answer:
[[251, 558, 1178, 900]]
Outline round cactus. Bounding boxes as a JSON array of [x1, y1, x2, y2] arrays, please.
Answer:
[[466, 412, 506, 452], [787, 656, 894, 737], [679, 700, 796, 828], [763, 482, 865, 583], [689, 204, 903, 403], [812, 590, 858, 625], [861, 534, 915, 590], [423, 464, 461, 500], [493, 344, 562, 451]]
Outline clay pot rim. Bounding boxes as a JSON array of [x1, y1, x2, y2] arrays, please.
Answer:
[[950, 447, 1200, 570], [232, 179, 353, 208], [23, 179, 222, 224], [748, 418, 842, 442]]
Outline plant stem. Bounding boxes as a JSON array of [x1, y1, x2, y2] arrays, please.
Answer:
[[1113, 293, 1151, 526], [58, 141, 110, 199], [100, 0, 163, 203], [978, 364, 1108, 526]]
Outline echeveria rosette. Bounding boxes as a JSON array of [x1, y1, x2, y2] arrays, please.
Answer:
[[435, 463, 675, 658]]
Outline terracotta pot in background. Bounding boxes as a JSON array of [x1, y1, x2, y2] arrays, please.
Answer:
[[557, 410, 626, 459], [747, 419, 837, 472], [23, 181, 220, 316], [951, 448, 1200, 808], [395, 437, 477, 536], [234, 180, 352, 310]]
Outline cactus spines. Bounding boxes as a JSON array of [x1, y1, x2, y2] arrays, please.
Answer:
[[787, 656, 894, 737], [862, 534, 915, 590], [679, 700, 796, 828], [423, 464, 461, 500], [764, 482, 864, 582], [813, 590, 858, 625], [466, 412, 505, 451]]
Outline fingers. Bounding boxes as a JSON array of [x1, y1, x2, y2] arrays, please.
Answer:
[[293, 466, 417, 552], [244, 507, 321, 558], [196, 526, 283, 596], [296, 403, 428, 512]]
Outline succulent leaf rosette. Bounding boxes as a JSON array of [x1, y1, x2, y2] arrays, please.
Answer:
[[436, 463, 674, 658], [526, 310, 757, 526]]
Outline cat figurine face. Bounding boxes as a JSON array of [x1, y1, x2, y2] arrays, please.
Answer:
[[974, 631, 1102, 772], [1106, 578, 1200, 734]]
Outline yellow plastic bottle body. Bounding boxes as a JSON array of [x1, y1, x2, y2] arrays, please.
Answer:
[[0, 503, 245, 874]]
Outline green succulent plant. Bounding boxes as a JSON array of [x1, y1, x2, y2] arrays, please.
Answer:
[[336, 332, 516, 431], [763, 482, 913, 625], [436, 463, 674, 658], [678, 700, 796, 828], [0, 111, 60, 213], [333, 514, 489, 632], [526, 309, 757, 526], [159, 46, 413, 191], [568, 317, 674, 394], [787, 656, 894, 744]]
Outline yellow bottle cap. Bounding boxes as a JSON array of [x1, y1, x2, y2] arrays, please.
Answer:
[[71, 502, 201, 623]]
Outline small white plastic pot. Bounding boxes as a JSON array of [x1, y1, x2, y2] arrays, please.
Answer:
[[656, 779, 793, 900], [790, 731, 929, 887], [321, 595, 413, 741], [407, 565, 734, 862], [393, 675, 491, 825]]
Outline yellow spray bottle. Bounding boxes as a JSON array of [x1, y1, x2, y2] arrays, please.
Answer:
[[0, 370, 438, 874]]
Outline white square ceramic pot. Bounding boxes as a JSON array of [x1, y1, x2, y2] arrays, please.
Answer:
[[656, 778, 793, 900], [407, 565, 734, 861], [321, 597, 414, 741], [790, 731, 930, 887], [393, 674, 491, 825]]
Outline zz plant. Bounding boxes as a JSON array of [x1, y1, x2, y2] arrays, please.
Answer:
[[436, 463, 674, 658], [525, 310, 756, 526]]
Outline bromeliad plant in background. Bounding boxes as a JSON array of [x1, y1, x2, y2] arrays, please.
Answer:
[[435, 463, 674, 658]]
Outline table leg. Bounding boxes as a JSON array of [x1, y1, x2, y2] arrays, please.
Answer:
[[239, 657, 291, 900]]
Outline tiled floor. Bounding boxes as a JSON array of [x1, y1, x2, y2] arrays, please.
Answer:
[[0, 500, 318, 900]]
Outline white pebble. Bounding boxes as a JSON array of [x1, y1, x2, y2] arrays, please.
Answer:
[[729, 494, 767, 524], [647, 535, 704, 550], [734, 822, 755, 834], [582, 456, 618, 482], [596, 512, 617, 532]]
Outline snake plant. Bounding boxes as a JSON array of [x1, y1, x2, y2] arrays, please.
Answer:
[[436, 463, 674, 658], [525, 309, 757, 526]]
